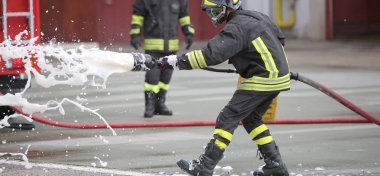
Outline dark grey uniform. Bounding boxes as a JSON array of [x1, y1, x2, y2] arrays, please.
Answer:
[[130, 0, 194, 92], [177, 10, 290, 149]]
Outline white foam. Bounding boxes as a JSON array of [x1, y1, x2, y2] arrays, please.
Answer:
[[0, 31, 141, 136]]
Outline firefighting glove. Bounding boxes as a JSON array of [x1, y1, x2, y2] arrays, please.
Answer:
[[130, 35, 141, 50], [158, 55, 178, 69], [185, 35, 193, 50]]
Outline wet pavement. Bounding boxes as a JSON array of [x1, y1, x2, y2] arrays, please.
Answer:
[[1, 39, 380, 176]]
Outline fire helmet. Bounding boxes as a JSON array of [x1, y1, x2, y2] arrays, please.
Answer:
[[201, 0, 242, 25]]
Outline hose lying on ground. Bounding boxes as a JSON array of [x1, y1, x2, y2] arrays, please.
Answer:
[[7, 106, 375, 129], [290, 72, 380, 126], [2, 70, 379, 129]]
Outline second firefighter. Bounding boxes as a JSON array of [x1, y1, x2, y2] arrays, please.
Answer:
[[129, 0, 195, 118]]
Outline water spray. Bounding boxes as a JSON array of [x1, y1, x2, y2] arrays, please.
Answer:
[[0, 37, 157, 132]]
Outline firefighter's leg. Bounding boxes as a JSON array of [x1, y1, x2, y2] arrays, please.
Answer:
[[177, 139, 225, 176], [241, 92, 289, 176], [144, 67, 160, 118], [177, 90, 263, 176], [155, 68, 173, 115]]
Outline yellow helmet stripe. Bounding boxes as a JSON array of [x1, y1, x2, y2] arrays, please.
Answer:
[[232, 0, 239, 5], [203, 0, 218, 6]]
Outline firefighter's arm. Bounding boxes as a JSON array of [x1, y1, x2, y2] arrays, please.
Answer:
[[174, 24, 246, 70], [178, 0, 194, 49], [130, 0, 146, 50], [159, 23, 246, 70], [203, 24, 246, 65]]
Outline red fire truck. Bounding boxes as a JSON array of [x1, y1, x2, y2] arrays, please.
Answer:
[[0, 0, 40, 129]]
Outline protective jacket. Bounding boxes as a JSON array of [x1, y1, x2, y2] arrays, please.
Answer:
[[130, 0, 194, 53], [178, 10, 290, 92]]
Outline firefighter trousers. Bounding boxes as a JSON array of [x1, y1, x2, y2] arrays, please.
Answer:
[[214, 90, 279, 146], [145, 52, 174, 88]]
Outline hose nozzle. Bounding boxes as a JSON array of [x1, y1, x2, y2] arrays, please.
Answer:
[[132, 53, 157, 71]]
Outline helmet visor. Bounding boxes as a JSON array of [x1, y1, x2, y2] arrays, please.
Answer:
[[205, 6, 227, 26], [205, 6, 225, 18]]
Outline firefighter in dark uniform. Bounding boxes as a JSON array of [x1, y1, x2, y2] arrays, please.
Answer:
[[160, 0, 290, 175], [130, 0, 195, 118]]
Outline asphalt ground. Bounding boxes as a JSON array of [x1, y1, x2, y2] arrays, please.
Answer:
[[1, 39, 380, 176]]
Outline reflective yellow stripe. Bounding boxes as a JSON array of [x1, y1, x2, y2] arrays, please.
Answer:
[[194, 50, 207, 68], [168, 39, 179, 51], [238, 81, 290, 91], [252, 37, 279, 79], [144, 39, 179, 51], [188, 26, 195, 34], [144, 82, 160, 93], [187, 51, 199, 69], [179, 16, 191, 26], [144, 39, 164, 51], [158, 82, 170, 91], [249, 124, 269, 139], [214, 139, 227, 149], [238, 73, 290, 92], [282, 45, 290, 68], [258, 38, 279, 78], [213, 129, 233, 141], [255, 136, 273, 145], [243, 74, 290, 85], [186, 50, 207, 69], [131, 15, 144, 26], [129, 28, 140, 35]]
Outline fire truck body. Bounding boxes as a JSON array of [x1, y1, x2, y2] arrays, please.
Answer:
[[1, 0, 40, 118]]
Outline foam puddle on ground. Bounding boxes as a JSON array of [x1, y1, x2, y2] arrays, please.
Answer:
[[0, 31, 149, 169]]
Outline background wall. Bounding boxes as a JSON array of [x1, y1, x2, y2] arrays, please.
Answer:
[[39, 0, 380, 44], [244, 0, 380, 40], [244, 0, 327, 40], [332, 0, 380, 37], [40, 0, 97, 42], [40, 0, 222, 44]]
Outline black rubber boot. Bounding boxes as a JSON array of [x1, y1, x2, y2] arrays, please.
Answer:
[[253, 141, 289, 176], [177, 140, 224, 176], [155, 90, 172, 115], [144, 91, 156, 118]]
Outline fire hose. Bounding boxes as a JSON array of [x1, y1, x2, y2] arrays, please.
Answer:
[[2, 70, 379, 130]]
